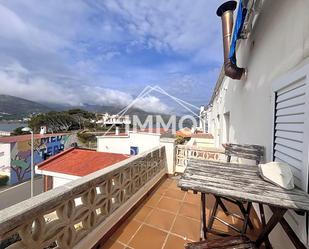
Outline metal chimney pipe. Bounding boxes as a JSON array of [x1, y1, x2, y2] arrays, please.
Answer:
[[217, 1, 245, 80]]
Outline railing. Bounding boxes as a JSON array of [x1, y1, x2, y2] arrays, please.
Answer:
[[175, 145, 224, 172], [0, 131, 11, 136], [0, 147, 167, 249]]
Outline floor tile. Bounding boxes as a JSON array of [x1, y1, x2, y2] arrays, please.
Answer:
[[131, 205, 153, 222], [155, 184, 169, 195], [168, 180, 179, 190], [157, 197, 182, 214], [111, 219, 141, 244], [128, 224, 167, 249], [164, 188, 185, 200], [163, 234, 188, 249], [160, 179, 173, 189], [171, 216, 200, 241], [144, 193, 162, 208], [179, 202, 200, 220], [145, 209, 176, 231], [183, 192, 200, 206], [103, 178, 263, 248], [100, 240, 125, 249]]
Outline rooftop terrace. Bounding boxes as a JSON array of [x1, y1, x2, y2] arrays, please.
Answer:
[[0, 147, 262, 249], [100, 177, 262, 249]]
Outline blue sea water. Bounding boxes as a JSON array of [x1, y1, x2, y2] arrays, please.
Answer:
[[0, 123, 27, 132]]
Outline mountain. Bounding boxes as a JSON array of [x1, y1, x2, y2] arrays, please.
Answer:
[[0, 95, 195, 128], [0, 95, 51, 119]]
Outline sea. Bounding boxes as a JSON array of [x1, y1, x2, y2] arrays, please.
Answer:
[[0, 123, 27, 132]]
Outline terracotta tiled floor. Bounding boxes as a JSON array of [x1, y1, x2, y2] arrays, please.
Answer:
[[101, 177, 262, 249]]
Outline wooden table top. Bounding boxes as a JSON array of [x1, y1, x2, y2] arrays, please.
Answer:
[[178, 159, 309, 212]]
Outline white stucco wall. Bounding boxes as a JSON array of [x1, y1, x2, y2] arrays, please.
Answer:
[[0, 143, 10, 175], [207, 0, 309, 248], [53, 176, 75, 189], [129, 132, 161, 154], [97, 132, 161, 155], [160, 138, 175, 174], [97, 132, 176, 174], [97, 135, 130, 154]]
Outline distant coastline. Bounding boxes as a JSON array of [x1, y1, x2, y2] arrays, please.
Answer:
[[0, 122, 27, 132]]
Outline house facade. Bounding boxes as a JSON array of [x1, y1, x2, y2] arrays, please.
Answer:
[[207, 0, 309, 248], [0, 133, 78, 185], [97, 129, 176, 174]]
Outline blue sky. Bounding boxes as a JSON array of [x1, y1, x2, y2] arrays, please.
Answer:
[[0, 0, 225, 113]]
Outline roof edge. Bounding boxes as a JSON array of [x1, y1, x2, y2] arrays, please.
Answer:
[[207, 66, 225, 109], [37, 147, 75, 168]]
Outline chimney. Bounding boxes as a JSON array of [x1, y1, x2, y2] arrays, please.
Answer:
[[217, 1, 246, 80], [40, 126, 47, 135]]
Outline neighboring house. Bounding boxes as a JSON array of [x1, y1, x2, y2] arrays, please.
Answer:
[[35, 147, 130, 191], [207, 0, 309, 248], [185, 133, 215, 149], [97, 128, 171, 155], [176, 128, 215, 148], [0, 133, 78, 185], [97, 128, 175, 174], [96, 113, 131, 127]]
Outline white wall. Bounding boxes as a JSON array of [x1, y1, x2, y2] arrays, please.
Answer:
[[53, 176, 75, 188], [97, 132, 161, 155], [0, 177, 43, 210], [0, 143, 10, 175], [160, 138, 175, 174], [207, 0, 309, 248], [97, 135, 130, 154], [129, 132, 161, 154]]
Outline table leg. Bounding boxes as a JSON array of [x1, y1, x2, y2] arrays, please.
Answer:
[[259, 204, 272, 249], [200, 193, 207, 240], [255, 207, 287, 248], [269, 207, 307, 249]]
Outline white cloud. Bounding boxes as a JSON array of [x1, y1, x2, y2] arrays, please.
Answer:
[[0, 0, 225, 113], [0, 63, 171, 113], [99, 0, 226, 63]]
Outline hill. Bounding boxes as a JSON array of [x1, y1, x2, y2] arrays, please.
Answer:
[[0, 95, 195, 128], [0, 95, 51, 119]]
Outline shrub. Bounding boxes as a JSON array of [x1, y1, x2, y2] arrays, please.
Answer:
[[0, 175, 9, 186], [175, 135, 186, 145], [77, 132, 96, 145]]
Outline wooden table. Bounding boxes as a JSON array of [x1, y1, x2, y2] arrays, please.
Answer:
[[178, 159, 309, 249]]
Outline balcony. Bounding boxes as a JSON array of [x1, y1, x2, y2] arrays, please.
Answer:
[[100, 178, 262, 249], [0, 146, 262, 249]]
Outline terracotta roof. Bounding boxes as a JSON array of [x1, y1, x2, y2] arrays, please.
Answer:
[[0, 133, 68, 143], [176, 130, 213, 139], [137, 128, 170, 135], [190, 133, 214, 139], [37, 148, 130, 177]]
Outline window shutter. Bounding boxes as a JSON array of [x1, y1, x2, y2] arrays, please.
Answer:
[[274, 76, 307, 188], [272, 65, 309, 245]]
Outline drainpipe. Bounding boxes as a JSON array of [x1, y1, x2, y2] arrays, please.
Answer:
[[217, 1, 246, 80]]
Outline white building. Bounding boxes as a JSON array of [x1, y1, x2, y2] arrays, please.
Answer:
[[207, 0, 309, 248], [97, 129, 176, 174], [96, 113, 131, 127]]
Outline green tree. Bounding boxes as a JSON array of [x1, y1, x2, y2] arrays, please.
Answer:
[[12, 127, 28, 135], [29, 112, 76, 132]]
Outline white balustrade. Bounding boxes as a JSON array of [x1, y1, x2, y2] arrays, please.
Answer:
[[0, 147, 166, 249], [175, 145, 224, 172]]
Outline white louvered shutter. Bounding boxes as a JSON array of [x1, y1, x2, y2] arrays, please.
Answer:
[[272, 65, 309, 245], [274, 76, 307, 188]]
